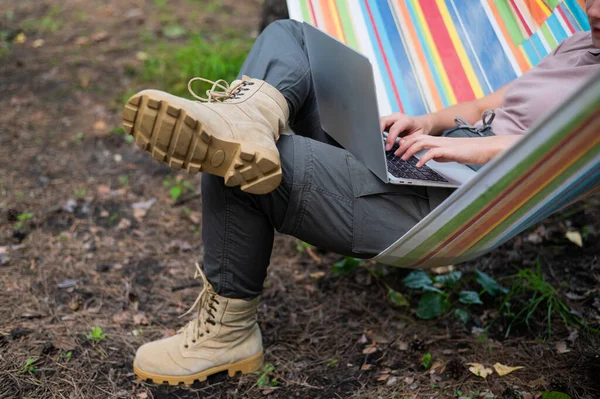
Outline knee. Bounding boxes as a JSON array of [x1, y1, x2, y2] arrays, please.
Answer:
[[262, 19, 303, 39]]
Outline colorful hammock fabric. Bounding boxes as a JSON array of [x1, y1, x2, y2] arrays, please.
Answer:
[[287, 0, 590, 117], [286, 0, 598, 268], [375, 72, 600, 268]]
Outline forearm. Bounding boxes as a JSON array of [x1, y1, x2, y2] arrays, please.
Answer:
[[421, 100, 486, 136], [419, 84, 509, 136]]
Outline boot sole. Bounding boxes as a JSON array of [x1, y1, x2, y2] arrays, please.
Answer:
[[123, 94, 282, 195], [133, 351, 263, 386]]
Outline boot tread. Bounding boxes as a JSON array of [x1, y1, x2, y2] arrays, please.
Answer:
[[123, 94, 281, 195]]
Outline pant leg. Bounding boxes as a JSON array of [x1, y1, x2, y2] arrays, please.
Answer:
[[202, 135, 447, 300], [238, 19, 339, 146]]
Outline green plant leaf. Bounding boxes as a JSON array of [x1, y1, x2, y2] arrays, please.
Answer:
[[163, 24, 187, 39], [454, 308, 469, 324], [387, 287, 409, 307], [170, 185, 183, 201], [542, 392, 571, 399], [421, 352, 432, 369], [422, 285, 445, 294], [17, 212, 34, 221], [403, 271, 433, 290], [476, 269, 508, 296], [331, 257, 361, 276], [459, 291, 483, 305], [416, 293, 448, 320], [257, 373, 269, 387], [434, 271, 463, 288]]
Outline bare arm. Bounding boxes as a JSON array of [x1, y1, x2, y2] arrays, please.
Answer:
[[425, 85, 509, 136]]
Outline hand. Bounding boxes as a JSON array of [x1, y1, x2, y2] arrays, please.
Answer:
[[394, 135, 522, 167], [380, 113, 433, 151]]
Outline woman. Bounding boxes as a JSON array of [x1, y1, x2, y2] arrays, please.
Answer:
[[123, 0, 600, 386]]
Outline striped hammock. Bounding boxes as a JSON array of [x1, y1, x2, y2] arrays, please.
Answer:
[[287, 0, 590, 116], [287, 0, 598, 268]]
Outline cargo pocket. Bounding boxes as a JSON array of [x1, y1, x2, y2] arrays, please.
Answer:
[[346, 154, 431, 256]]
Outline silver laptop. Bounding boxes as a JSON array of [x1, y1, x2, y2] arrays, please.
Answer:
[[303, 23, 476, 188]]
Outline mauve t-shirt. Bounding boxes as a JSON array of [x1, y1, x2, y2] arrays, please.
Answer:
[[479, 32, 600, 135]]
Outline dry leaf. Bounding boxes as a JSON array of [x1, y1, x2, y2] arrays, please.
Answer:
[[93, 120, 106, 131], [430, 361, 443, 371], [116, 218, 131, 231], [360, 364, 372, 371], [75, 36, 89, 45], [96, 185, 111, 195], [14, 32, 27, 44], [187, 211, 201, 224], [362, 345, 377, 355], [404, 376, 415, 384], [431, 265, 455, 274], [32, 39, 44, 48], [555, 341, 570, 354], [112, 311, 130, 324], [397, 341, 409, 351], [133, 313, 149, 325], [377, 374, 390, 381], [133, 208, 147, 222], [136, 393, 148, 399], [466, 363, 493, 379], [92, 31, 109, 42], [136, 51, 149, 61], [528, 376, 546, 388], [310, 271, 325, 279], [565, 231, 583, 247], [493, 362, 524, 376]]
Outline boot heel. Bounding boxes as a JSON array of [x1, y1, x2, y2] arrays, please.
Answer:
[[227, 352, 264, 377]]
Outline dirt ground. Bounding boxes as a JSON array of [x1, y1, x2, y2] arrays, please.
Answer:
[[1, 1, 599, 398]]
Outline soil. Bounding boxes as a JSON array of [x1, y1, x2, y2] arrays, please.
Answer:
[[1, 1, 599, 398]]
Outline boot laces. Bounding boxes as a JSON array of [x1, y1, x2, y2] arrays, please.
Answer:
[[179, 263, 220, 345], [187, 77, 254, 103]]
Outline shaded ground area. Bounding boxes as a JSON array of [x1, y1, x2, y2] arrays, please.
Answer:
[[1, 1, 599, 398]]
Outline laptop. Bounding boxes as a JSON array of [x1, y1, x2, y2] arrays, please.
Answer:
[[302, 22, 477, 188]]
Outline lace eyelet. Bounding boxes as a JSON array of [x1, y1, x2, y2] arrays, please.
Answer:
[[192, 339, 196, 343], [184, 344, 189, 348]]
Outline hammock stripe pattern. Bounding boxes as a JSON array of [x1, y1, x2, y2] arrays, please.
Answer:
[[287, 0, 590, 116]]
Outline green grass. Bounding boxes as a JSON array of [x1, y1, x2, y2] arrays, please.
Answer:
[[500, 262, 593, 337], [87, 327, 107, 342], [138, 34, 252, 97]]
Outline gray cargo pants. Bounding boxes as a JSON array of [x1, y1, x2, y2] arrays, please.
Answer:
[[202, 20, 454, 299]]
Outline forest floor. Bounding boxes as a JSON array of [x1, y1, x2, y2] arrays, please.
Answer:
[[1, 1, 599, 398]]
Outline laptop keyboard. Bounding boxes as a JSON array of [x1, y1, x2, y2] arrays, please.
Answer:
[[386, 145, 448, 183]]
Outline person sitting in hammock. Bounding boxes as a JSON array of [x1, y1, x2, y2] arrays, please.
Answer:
[[123, 0, 600, 386]]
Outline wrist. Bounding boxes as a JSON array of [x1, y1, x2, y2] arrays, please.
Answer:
[[416, 115, 437, 136], [488, 135, 521, 160]]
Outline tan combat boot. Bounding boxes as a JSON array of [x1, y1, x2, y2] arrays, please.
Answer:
[[133, 264, 263, 385], [122, 76, 289, 194]]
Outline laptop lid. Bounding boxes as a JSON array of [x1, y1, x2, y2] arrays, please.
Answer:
[[302, 22, 389, 183]]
